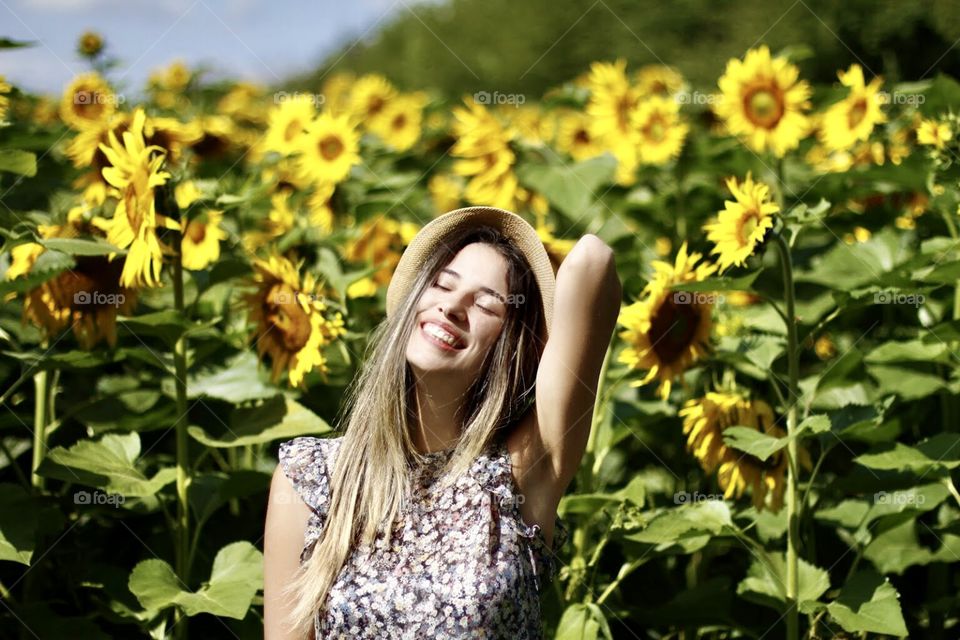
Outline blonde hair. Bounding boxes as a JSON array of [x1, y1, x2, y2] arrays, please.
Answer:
[[280, 225, 547, 637]]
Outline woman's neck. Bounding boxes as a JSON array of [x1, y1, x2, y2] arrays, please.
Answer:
[[409, 376, 464, 454]]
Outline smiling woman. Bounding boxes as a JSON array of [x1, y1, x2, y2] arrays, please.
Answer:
[[264, 206, 621, 639]]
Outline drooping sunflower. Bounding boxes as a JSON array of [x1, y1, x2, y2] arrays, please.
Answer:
[[0, 75, 11, 121], [295, 111, 361, 185], [4, 207, 138, 350], [59, 72, 117, 131], [91, 108, 179, 289], [679, 391, 813, 511], [818, 64, 886, 152], [634, 64, 685, 98], [631, 95, 689, 165], [716, 45, 812, 157], [190, 115, 237, 159], [617, 242, 718, 400], [555, 111, 605, 161], [368, 92, 427, 152], [703, 173, 779, 273], [262, 94, 316, 156], [181, 209, 228, 271], [243, 254, 346, 389]]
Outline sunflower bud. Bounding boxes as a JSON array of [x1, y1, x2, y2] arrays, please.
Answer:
[[77, 31, 104, 58]]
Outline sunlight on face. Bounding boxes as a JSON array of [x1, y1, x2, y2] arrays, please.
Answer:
[[405, 242, 510, 382]]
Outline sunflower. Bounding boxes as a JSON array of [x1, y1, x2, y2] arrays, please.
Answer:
[[428, 173, 463, 214], [181, 209, 227, 270], [585, 59, 642, 184], [703, 173, 779, 273], [296, 111, 361, 185], [0, 76, 11, 121], [65, 112, 131, 169], [149, 59, 191, 93], [617, 242, 718, 400], [818, 64, 886, 152], [634, 64, 685, 98], [60, 72, 117, 131], [716, 45, 811, 157], [190, 115, 237, 159], [533, 211, 575, 273], [243, 254, 346, 388], [144, 116, 204, 164], [555, 111, 605, 161], [262, 93, 316, 156], [77, 30, 103, 58], [217, 82, 267, 126], [451, 98, 520, 210], [680, 391, 812, 511], [5, 207, 138, 349], [368, 92, 427, 152], [500, 104, 557, 146], [917, 118, 952, 150], [320, 72, 356, 116], [631, 96, 689, 165], [91, 108, 178, 289], [307, 181, 336, 235], [343, 217, 420, 287], [347, 73, 397, 126]]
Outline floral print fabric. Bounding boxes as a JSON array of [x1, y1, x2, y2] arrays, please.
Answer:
[[277, 435, 569, 639]]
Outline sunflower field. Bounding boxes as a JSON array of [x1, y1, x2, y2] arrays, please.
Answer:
[[1, 27, 960, 640]]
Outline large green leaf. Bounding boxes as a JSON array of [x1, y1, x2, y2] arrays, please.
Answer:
[[555, 603, 612, 640], [863, 517, 960, 574], [37, 432, 177, 497], [184, 350, 281, 403], [0, 483, 39, 565], [516, 154, 617, 220], [854, 433, 960, 474], [0, 149, 37, 176], [624, 500, 732, 547], [736, 553, 830, 612], [39, 237, 124, 256], [187, 394, 332, 447], [826, 571, 908, 637], [128, 541, 262, 619]]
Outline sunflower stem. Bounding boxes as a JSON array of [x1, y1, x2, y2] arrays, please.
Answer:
[[773, 232, 801, 640], [171, 200, 191, 640]]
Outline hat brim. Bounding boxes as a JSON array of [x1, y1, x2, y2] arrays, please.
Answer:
[[385, 206, 556, 341]]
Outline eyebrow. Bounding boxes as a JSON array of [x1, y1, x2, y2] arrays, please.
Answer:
[[439, 268, 506, 301]]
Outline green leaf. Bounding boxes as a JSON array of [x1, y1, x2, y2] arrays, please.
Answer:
[[737, 553, 830, 612], [0, 150, 37, 177], [184, 351, 281, 404], [117, 310, 217, 348], [722, 426, 786, 462], [0, 483, 39, 565], [625, 500, 732, 546], [0, 249, 75, 296], [37, 432, 177, 497], [555, 602, 610, 640], [865, 364, 944, 400], [187, 394, 332, 448], [128, 541, 262, 619], [39, 237, 124, 256], [0, 38, 35, 48], [826, 571, 908, 637], [863, 518, 960, 574], [864, 339, 947, 363], [516, 154, 617, 219], [854, 433, 960, 474]]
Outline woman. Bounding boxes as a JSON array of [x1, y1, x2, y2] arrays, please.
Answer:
[[264, 206, 621, 639]]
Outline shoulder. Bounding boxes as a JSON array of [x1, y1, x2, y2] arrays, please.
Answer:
[[276, 435, 344, 515]]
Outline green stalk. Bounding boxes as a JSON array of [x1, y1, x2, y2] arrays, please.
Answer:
[[171, 205, 190, 640], [772, 233, 800, 640], [31, 340, 50, 490]]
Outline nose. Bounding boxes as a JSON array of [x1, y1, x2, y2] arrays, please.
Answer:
[[438, 290, 468, 321]]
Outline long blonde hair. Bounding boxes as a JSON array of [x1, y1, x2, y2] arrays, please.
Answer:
[[280, 224, 548, 637]]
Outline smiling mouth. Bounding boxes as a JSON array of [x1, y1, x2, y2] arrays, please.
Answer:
[[420, 322, 466, 350]]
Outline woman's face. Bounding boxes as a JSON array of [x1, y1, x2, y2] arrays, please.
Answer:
[[405, 242, 510, 382]]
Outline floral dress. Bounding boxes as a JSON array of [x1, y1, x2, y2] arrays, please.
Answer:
[[277, 435, 569, 639]]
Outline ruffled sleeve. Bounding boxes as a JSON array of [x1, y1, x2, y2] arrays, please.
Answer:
[[473, 440, 570, 590], [277, 436, 339, 563]]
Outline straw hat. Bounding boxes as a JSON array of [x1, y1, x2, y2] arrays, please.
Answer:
[[385, 206, 556, 341]]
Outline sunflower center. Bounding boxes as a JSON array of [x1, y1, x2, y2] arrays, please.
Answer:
[[392, 113, 407, 131], [643, 115, 667, 143], [186, 220, 206, 243], [267, 284, 312, 351], [743, 86, 784, 129], [847, 98, 867, 129], [649, 295, 701, 366], [574, 129, 590, 145], [318, 135, 344, 161], [738, 212, 761, 245], [368, 97, 385, 117], [74, 90, 106, 121]]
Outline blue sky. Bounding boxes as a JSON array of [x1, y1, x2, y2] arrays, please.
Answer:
[[0, 0, 414, 96]]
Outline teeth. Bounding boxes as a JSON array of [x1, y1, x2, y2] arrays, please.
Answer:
[[424, 323, 460, 347]]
